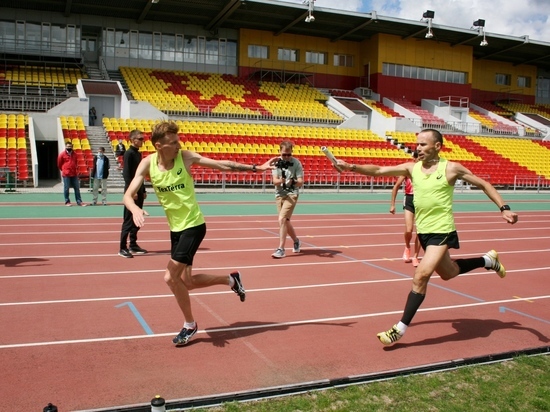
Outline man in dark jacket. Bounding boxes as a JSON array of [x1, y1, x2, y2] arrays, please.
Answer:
[[119, 130, 147, 258], [57, 141, 86, 206], [91, 146, 110, 206]]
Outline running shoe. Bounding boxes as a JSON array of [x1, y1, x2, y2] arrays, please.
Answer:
[[293, 238, 301, 253], [129, 246, 148, 254], [172, 324, 198, 347], [377, 324, 404, 346], [230, 271, 246, 302], [484, 250, 506, 278], [402, 247, 411, 263], [412, 257, 420, 267], [271, 248, 285, 258]]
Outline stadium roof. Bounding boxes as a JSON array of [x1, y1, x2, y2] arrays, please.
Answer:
[[13, 0, 550, 71]]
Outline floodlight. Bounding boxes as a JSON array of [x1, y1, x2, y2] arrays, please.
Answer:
[[305, 14, 315, 23], [473, 19, 485, 27], [425, 29, 434, 39], [480, 39, 488, 46], [151, 0, 159, 3], [423, 10, 435, 19]]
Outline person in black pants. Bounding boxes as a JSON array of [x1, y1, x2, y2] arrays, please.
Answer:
[[119, 130, 147, 258]]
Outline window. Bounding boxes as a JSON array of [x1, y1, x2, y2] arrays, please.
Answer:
[[382, 62, 466, 84], [517, 76, 531, 88], [248, 44, 268, 59], [495, 73, 511, 86], [306, 51, 327, 65], [334, 53, 354, 67], [278, 47, 299, 62]]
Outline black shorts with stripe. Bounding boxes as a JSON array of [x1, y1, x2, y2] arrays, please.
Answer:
[[418, 230, 460, 251], [170, 223, 207, 265], [403, 194, 415, 213]]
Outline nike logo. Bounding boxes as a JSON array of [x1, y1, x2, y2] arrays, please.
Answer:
[[436, 174, 443, 179], [177, 168, 182, 175]]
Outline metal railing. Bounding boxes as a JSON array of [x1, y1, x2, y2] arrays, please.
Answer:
[[164, 105, 342, 124], [513, 175, 549, 193], [0, 94, 66, 111]]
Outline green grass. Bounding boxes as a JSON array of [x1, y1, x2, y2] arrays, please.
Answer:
[[194, 355, 550, 412]]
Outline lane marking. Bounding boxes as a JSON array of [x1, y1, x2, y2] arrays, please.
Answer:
[[2, 267, 550, 306], [115, 302, 154, 335], [1, 294, 549, 349], [1, 243, 549, 263], [499, 306, 550, 324], [1, 259, 550, 281], [513, 295, 534, 303]]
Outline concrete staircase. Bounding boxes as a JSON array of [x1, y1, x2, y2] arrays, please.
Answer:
[[85, 63, 105, 80], [108, 69, 132, 99], [85, 126, 125, 188]]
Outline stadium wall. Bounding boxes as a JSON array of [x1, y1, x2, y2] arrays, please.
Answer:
[[471, 60, 537, 104]]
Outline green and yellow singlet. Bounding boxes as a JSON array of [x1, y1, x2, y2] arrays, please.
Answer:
[[149, 152, 205, 232], [411, 158, 455, 234]]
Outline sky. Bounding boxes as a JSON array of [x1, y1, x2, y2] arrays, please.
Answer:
[[277, 0, 550, 42]]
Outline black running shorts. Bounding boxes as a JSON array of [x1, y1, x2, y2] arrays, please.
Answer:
[[403, 194, 415, 213], [418, 230, 460, 251], [170, 223, 207, 265]]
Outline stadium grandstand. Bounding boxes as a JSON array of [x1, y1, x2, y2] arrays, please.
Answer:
[[1, 0, 550, 191]]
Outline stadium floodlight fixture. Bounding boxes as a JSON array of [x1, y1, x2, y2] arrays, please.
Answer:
[[421, 10, 435, 39], [473, 19, 485, 28], [472, 19, 488, 46], [303, 0, 315, 23], [422, 10, 435, 19]]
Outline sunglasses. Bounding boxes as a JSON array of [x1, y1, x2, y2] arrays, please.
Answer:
[[135, 138, 144, 141], [281, 153, 292, 157]]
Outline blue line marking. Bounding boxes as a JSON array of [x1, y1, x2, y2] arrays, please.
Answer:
[[499, 306, 550, 325], [116, 302, 154, 335]]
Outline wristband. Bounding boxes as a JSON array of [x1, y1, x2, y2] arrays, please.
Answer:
[[252, 164, 257, 172], [499, 204, 511, 212]]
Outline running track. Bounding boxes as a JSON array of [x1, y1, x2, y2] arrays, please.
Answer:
[[1, 197, 549, 410]]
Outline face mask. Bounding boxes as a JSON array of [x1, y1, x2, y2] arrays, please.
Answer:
[[98, 152, 104, 157]]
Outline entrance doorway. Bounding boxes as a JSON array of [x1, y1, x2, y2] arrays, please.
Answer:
[[37, 141, 59, 181]]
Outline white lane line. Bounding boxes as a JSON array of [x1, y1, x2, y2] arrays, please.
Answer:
[[1, 294, 549, 350], [2, 266, 549, 306]]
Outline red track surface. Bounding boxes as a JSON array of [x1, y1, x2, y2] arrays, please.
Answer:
[[1, 212, 549, 410]]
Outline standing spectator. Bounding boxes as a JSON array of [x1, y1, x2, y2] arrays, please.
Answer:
[[119, 130, 147, 258], [89, 107, 97, 126], [271, 140, 304, 259], [334, 129, 518, 346], [57, 141, 86, 207], [91, 146, 110, 206], [123, 120, 274, 346], [115, 141, 126, 169], [390, 151, 421, 267]]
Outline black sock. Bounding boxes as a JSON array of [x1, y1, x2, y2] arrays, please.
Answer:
[[400, 291, 425, 326], [455, 257, 485, 274]]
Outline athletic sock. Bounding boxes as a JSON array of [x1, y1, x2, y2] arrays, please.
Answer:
[[395, 321, 408, 335], [400, 290, 426, 326], [184, 321, 196, 329], [456, 257, 485, 273]]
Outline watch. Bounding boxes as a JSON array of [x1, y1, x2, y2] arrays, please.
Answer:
[[499, 204, 511, 212], [252, 164, 257, 172], [351, 164, 357, 171]]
